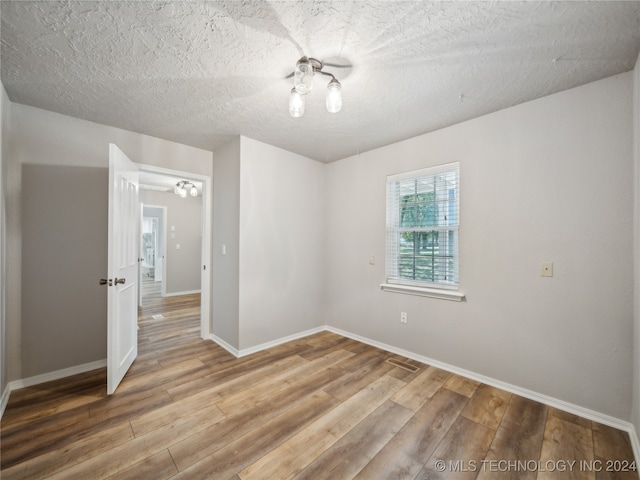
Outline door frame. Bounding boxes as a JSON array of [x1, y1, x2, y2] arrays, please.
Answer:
[[136, 164, 212, 340]]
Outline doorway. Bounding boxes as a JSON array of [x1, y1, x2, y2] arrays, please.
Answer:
[[136, 165, 211, 340], [141, 205, 166, 301]]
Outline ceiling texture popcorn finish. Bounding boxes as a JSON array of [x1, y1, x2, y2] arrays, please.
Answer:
[[2, 1, 639, 163]]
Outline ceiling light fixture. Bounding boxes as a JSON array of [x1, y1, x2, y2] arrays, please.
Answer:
[[174, 180, 198, 198], [289, 56, 342, 117]]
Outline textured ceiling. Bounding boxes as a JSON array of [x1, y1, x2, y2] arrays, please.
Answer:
[[2, 1, 640, 163]]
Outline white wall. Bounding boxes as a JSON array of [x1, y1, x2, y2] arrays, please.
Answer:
[[325, 73, 634, 420], [212, 137, 241, 349], [632, 52, 640, 434], [238, 137, 325, 350], [8, 103, 212, 379], [140, 190, 202, 295]]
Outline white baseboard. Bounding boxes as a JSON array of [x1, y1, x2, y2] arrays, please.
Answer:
[[629, 423, 640, 469], [164, 289, 201, 297], [0, 383, 11, 418], [325, 325, 639, 450], [209, 334, 240, 357], [2, 325, 637, 466], [325, 326, 629, 428], [8, 359, 107, 391], [237, 326, 326, 357], [209, 326, 326, 359], [210, 322, 637, 438], [0, 359, 106, 420]]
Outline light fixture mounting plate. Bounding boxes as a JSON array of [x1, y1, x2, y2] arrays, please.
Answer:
[[307, 57, 323, 72]]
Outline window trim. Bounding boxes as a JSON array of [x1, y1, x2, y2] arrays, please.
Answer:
[[386, 162, 459, 183], [380, 282, 465, 301], [384, 162, 463, 300]]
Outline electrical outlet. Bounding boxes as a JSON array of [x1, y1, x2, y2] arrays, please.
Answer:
[[541, 262, 553, 277], [400, 312, 408, 324]]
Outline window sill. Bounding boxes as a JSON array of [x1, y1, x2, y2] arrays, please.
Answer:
[[380, 283, 465, 302]]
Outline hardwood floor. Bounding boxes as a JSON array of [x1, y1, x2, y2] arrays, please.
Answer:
[[1, 286, 637, 479]]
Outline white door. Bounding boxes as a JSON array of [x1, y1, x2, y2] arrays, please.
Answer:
[[107, 144, 139, 395]]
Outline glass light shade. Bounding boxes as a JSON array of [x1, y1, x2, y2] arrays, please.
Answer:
[[190, 185, 198, 197], [289, 89, 305, 117], [294, 57, 314, 94], [174, 184, 181, 194], [179, 187, 187, 198], [326, 79, 342, 113]]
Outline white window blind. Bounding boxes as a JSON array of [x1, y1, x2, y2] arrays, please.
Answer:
[[386, 163, 459, 289]]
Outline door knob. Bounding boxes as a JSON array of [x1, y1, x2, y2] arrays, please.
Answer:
[[114, 278, 126, 285], [99, 279, 113, 286]]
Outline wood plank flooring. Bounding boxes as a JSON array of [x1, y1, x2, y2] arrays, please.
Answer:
[[1, 283, 637, 479]]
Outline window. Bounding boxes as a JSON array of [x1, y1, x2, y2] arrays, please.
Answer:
[[385, 163, 460, 292]]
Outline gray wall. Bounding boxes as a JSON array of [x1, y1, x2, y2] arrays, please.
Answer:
[[7, 102, 212, 379], [140, 189, 202, 295], [239, 137, 325, 349], [212, 137, 240, 349], [211, 137, 325, 352], [238, 137, 325, 350], [21, 164, 108, 377], [325, 73, 634, 420], [0, 83, 8, 396], [632, 52, 640, 436], [3, 86, 20, 386]]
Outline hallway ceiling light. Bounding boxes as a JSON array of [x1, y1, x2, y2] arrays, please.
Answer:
[[289, 56, 342, 118], [175, 180, 197, 198]]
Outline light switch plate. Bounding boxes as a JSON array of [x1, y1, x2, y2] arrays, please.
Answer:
[[541, 262, 553, 277]]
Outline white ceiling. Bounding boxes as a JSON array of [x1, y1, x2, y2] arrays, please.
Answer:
[[2, 1, 639, 163]]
